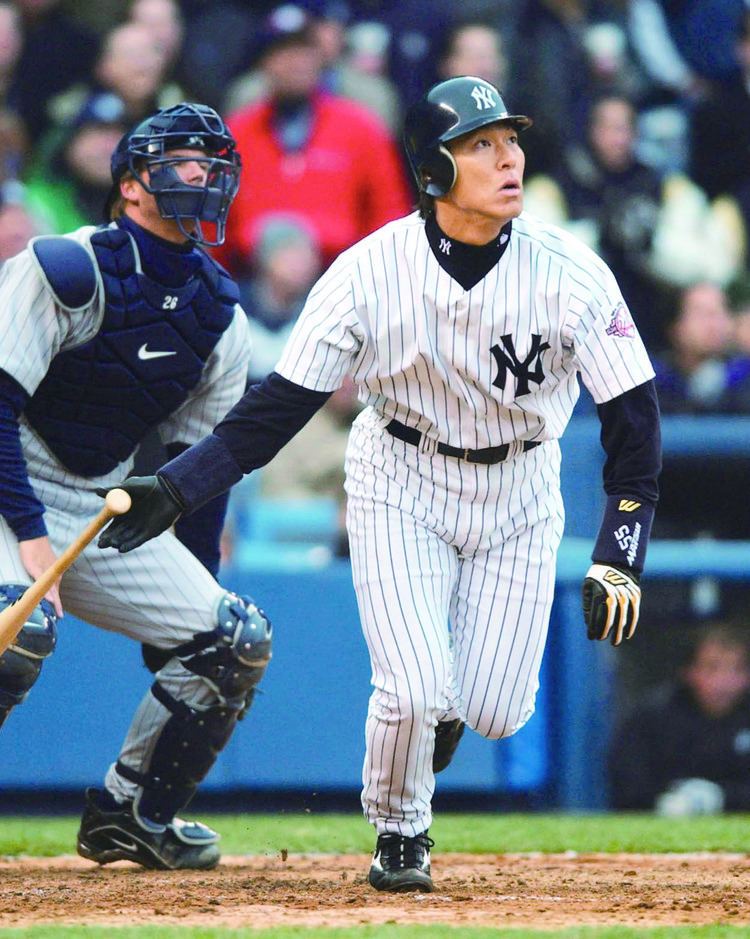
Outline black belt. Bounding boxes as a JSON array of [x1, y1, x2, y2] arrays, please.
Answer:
[[385, 419, 541, 465]]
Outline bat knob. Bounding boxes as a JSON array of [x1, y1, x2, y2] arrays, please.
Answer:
[[105, 488, 132, 515]]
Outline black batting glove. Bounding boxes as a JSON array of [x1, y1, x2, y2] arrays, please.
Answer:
[[97, 475, 184, 552], [582, 563, 641, 647]]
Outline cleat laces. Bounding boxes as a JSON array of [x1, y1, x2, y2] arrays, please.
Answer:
[[377, 832, 434, 870]]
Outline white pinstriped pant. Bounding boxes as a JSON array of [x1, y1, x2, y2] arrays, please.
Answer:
[[345, 409, 564, 836], [0, 480, 226, 805]]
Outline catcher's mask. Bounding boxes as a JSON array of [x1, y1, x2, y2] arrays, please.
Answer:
[[106, 102, 241, 247]]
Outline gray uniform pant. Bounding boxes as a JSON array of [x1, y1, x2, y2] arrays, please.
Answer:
[[0, 485, 225, 805]]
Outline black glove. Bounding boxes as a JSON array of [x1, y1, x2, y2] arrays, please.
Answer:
[[582, 563, 641, 646], [97, 475, 183, 553]]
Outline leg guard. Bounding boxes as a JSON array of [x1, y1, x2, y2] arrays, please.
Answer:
[[0, 585, 57, 729], [118, 592, 272, 824]]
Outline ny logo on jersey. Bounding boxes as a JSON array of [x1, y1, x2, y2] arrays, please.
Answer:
[[490, 333, 550, 397], [471, 84, 496, 110], [439, 238, 452, 254]]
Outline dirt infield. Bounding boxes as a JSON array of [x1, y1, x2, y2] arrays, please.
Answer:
[[1, 852, 749, 929]]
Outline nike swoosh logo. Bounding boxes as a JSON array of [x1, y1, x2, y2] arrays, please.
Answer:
[[108, 835, 140, 852], [89, 825, 141, 853], [138, 343, 177, 361]]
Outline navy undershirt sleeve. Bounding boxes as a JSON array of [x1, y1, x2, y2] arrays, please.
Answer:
[[592, 380, 661, 572], [160, 371, 333, 512], [596, 380, 661, 505], [166, 442, 229, 579], [0, 369, 47, 540]]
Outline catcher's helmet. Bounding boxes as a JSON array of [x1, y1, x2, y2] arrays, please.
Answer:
[[106, 102, 241, 247], [403, 76, 532, 198]]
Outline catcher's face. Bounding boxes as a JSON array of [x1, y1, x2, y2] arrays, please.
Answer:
[[120, 147, 211, 242], [148, 147, 214, 183]]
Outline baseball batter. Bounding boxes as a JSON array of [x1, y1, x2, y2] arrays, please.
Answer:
[[100, 78, 661, 891], [0, 103, 272, 870]]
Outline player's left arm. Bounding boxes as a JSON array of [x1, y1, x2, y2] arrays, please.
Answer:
[[565, 262, 661, 646], [582, 380, 661, 645]]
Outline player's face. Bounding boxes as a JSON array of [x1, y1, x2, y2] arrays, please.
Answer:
[[120, 147, 211, 242], [439, 123, 525, 240]]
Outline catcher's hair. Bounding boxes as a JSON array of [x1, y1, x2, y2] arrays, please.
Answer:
[[109, 193, 126, 219], [109, 162, 148, 220]]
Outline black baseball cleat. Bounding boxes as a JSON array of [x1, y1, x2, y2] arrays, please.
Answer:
[[433, 718, 465, 773], [76, 787, 221, 870], [368, 831, 435, 892]]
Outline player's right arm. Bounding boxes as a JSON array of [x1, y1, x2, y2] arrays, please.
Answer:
[[0, 239, 100, 613], [100, 256, 364, 552], [0, 368, 63, 614], [98, 373, 336, 551]]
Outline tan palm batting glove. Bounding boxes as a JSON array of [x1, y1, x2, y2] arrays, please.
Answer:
[[581, 563, 641, 646]]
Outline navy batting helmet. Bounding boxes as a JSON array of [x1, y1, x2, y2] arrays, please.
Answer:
[[403, 76, 532, 198], [105, 102, 241, 247]]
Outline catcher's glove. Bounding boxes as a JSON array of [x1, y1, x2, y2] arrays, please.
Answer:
[[582, 563, 641, 646]]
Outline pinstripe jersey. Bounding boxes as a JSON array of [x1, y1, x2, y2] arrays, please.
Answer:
[[271, 208, 655, 837], [0, 225, 251, 504], [275, 211, 654, 444]]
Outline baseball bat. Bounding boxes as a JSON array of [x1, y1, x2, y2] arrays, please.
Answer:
[[0, 488, 132, 656]]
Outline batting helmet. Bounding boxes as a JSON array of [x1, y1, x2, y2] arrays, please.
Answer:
[[403, 76, 532, 197], [105, 102, 241, 247]]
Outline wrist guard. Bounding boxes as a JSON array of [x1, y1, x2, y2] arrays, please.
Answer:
[[592, 496, 654, 574]]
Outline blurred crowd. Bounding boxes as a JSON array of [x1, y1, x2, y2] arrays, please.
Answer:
[[1, 0, 749, 562], [609, 621, 750, 814]]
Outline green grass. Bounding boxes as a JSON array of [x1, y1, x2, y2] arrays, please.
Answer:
[[2, 927, 750, 938], [4, 814, 750, 938], [2, 812, 750, 857]]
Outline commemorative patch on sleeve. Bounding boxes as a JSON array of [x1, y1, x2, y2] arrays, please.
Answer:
[[605, 301, 635, 339]]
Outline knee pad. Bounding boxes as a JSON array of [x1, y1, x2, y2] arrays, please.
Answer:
[[141, 591, 272, 694], [0, 585, 57, 725], [174, 591, 272, 710], [116, 592, 272, 823]]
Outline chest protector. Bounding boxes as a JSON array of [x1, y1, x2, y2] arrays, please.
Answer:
[[25, 227, 237, 477]]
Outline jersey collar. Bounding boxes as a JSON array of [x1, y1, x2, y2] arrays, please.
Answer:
[[424, 213, 512, 291]]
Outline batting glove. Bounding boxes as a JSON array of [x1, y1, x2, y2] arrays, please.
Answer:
[[97, 475, 184, 552], [581, 563, 641, 646]]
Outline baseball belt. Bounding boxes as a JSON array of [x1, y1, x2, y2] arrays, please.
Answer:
[[385, 419, 541, 465]]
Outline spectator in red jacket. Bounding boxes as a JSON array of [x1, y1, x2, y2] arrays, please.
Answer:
[[216, 4, 411, 274]]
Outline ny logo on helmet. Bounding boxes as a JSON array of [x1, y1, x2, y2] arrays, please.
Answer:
[[471, 85, 496, 110]]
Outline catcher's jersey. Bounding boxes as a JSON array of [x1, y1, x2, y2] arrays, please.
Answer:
[[0, 225, 251, 497], [275, 211, 654, 448]]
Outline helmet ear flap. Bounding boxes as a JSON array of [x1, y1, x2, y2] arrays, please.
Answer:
[[421, 144, 457, 197]]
